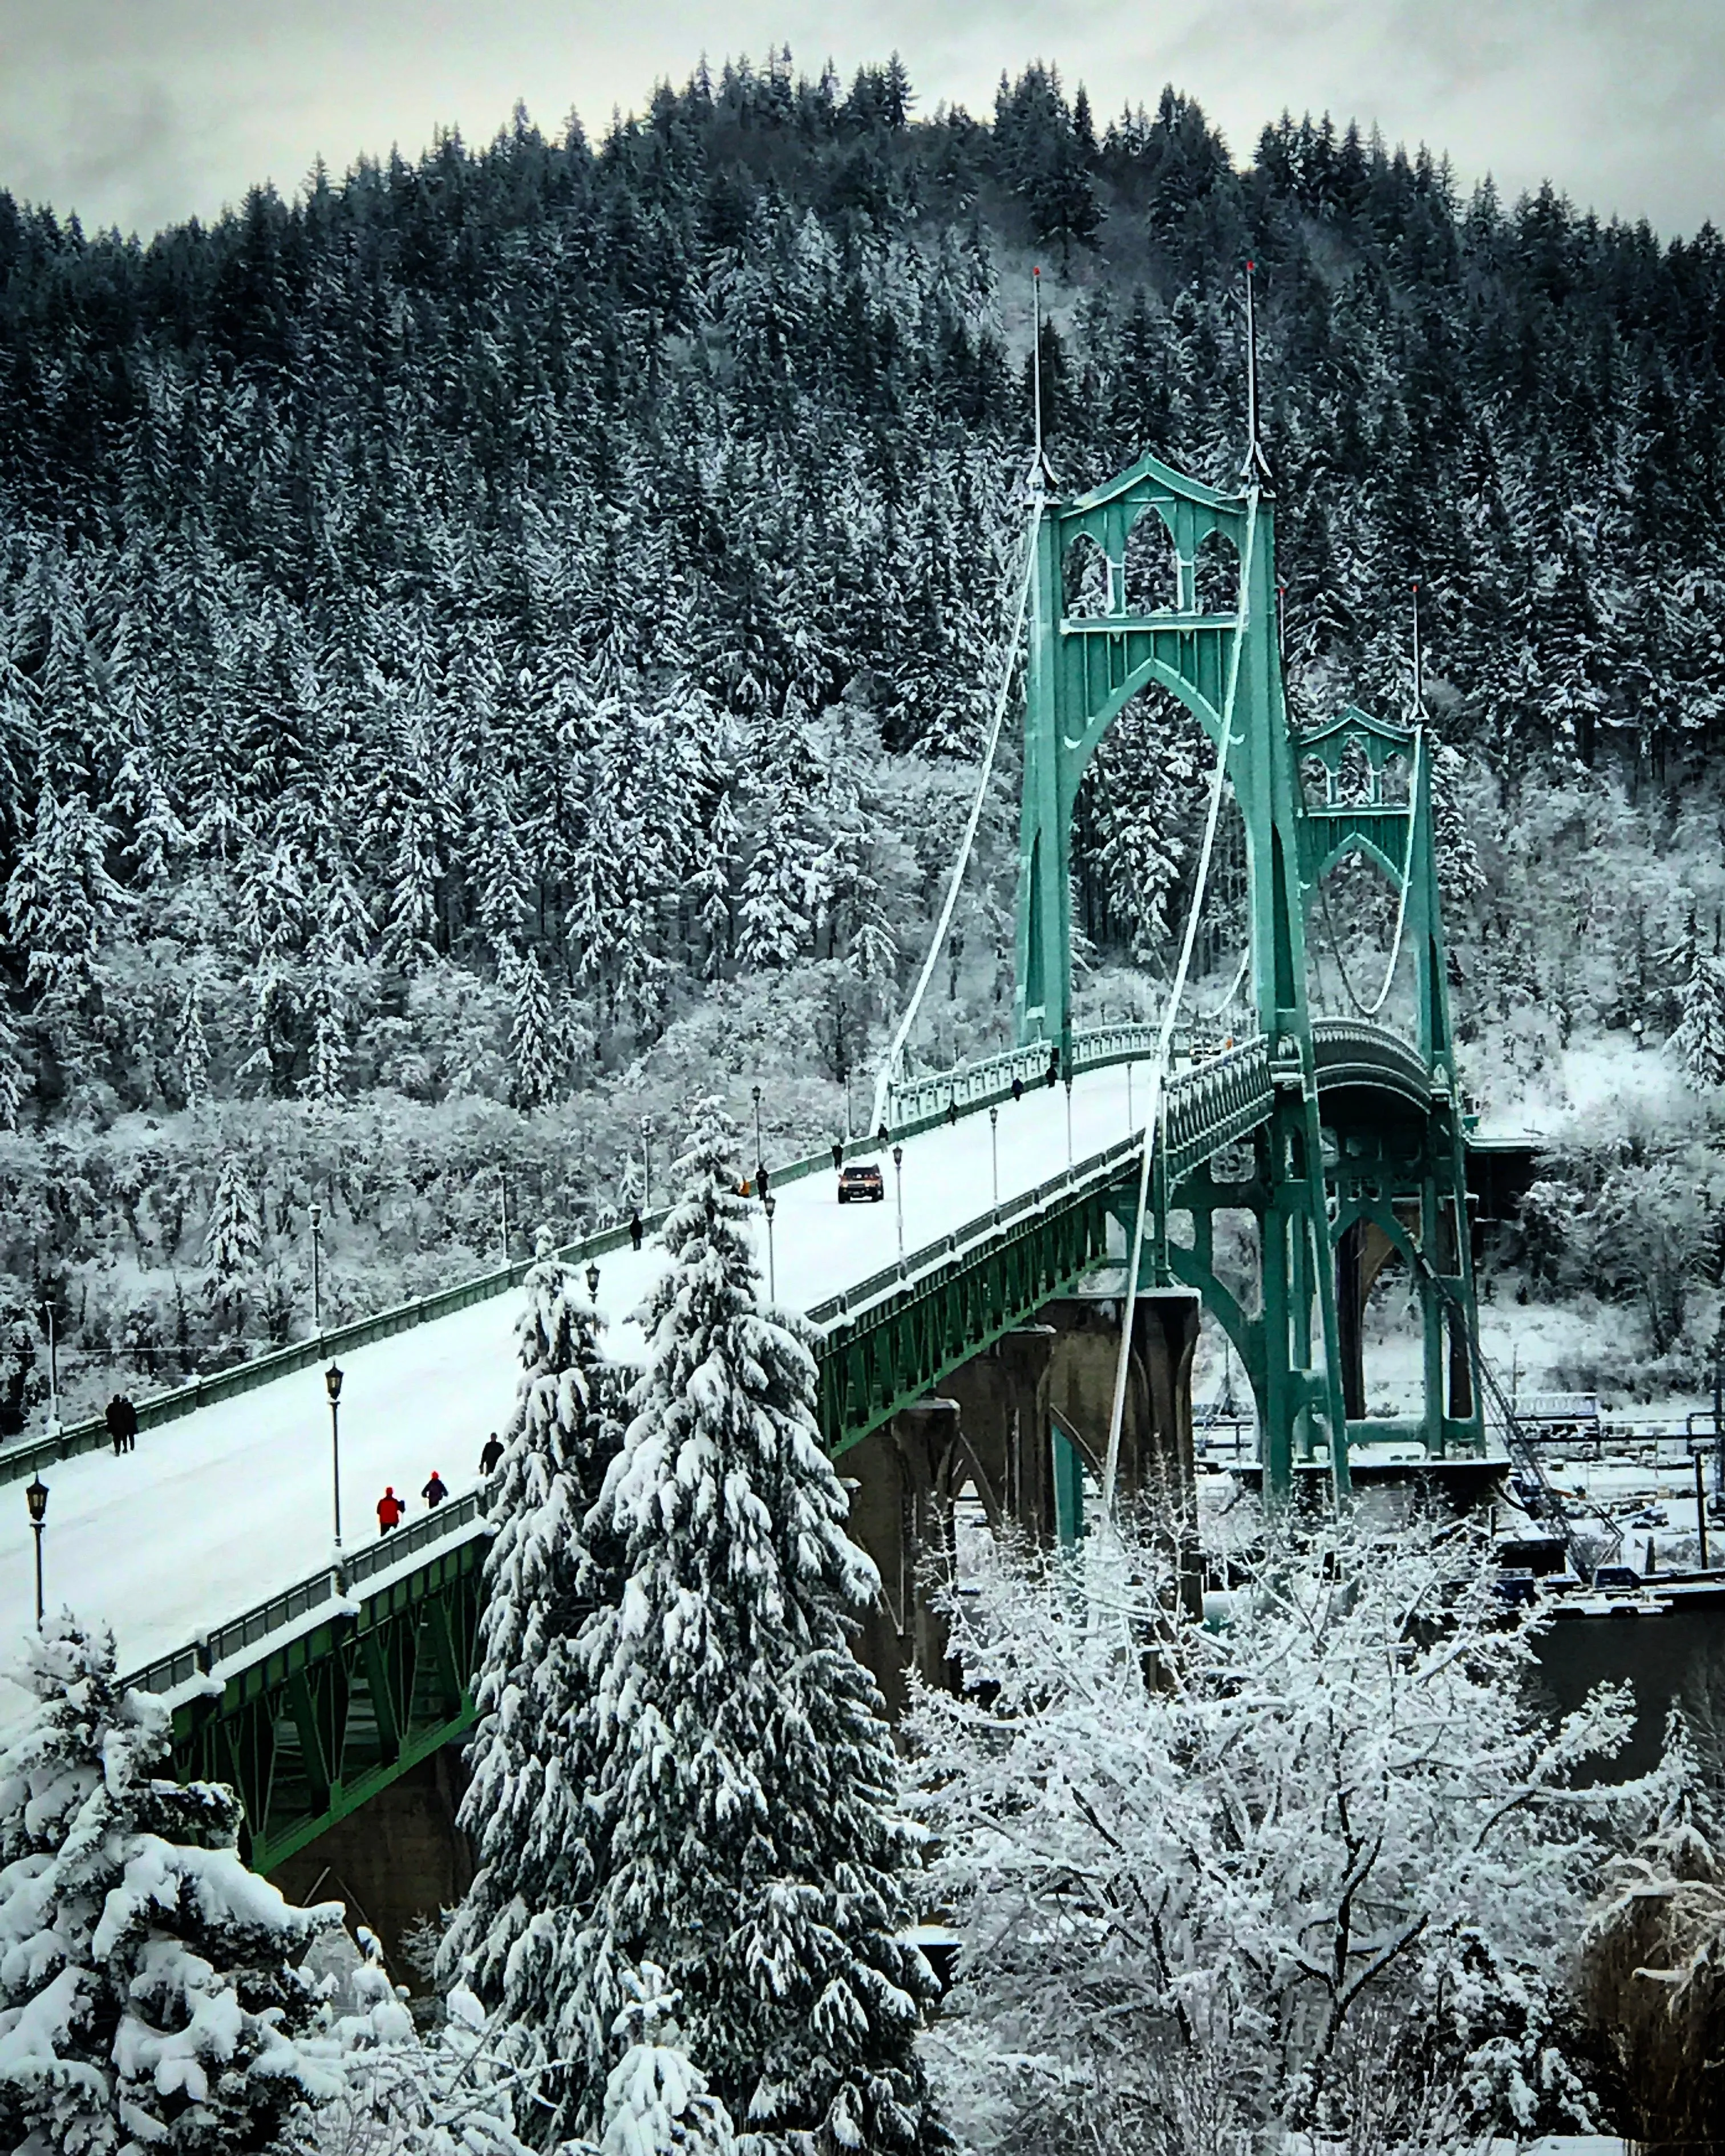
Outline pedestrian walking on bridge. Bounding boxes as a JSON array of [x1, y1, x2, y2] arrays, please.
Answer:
[[377, 1487, 404, 1533], [422, 1469, 448, 1508], [480, 1432, 504, 1475]]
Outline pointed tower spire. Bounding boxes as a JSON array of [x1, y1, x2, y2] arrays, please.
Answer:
[[1030, 266, 1058, 492], [1240, 260, 1274, 494], [1411, 580, 1426, 721]]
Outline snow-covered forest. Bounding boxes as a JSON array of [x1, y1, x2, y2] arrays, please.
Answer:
[[2, 52, 1724, 1419]]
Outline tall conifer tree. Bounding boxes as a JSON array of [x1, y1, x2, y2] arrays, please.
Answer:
[[569, 1099, 939, 2153]]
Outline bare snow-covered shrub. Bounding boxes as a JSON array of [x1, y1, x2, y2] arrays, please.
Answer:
[[910, 1511, 1643, 2155]]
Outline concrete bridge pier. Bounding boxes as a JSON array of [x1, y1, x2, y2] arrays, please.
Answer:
[[845, 1398, 966, 1721], [1040, 1292, 1199, 1518], [844, 1295, 1204, 1716]]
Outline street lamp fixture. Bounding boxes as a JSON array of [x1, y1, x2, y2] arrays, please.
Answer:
[[763, 1192, 778, 1303], [25, 1476, 46, 1629], [40, 1304, 59, 1439], [325, 1363, 344, 1552], [1064, 1071, 1074, 1165], [892, 1143, 905, 1263], [586, 1261, 601, 1304], [989, 1104, 999, 1206], [752, 1083, 763, 1177], [310, 1201, 323, 1333]]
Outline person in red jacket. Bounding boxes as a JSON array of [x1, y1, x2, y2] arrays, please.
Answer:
[[377, 1486, 404, 1533]]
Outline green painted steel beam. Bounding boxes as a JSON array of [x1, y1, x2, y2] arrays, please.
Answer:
[[168, 1532, 486, 1875]]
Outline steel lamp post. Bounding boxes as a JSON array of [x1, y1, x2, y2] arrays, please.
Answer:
[[893, 1143, 905, 1261], [25, 1477, 47, 1629], [41, 1305, 59, 1439], [763, 1193, 778, 1303], [325, 1362, 344, 1552], [989, 1104, 999, 1205]]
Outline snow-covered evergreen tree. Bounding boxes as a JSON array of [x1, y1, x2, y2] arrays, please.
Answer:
[[505, 946, 560, 1111], [303, 935, 349, 1106], [0, 1612, 341, 2152], [598, 1966, 735, 2156], [1670, 910, 1725, 1089], [2, 784, 128, 1009], [1430, 737, 1485, 920], [438, 1235, 625, 2132], [0, 998, 25, 1132], [567, 1098, 937, 2151], [204, 1148, 262, 1306], [175, 979, 212, 1109]]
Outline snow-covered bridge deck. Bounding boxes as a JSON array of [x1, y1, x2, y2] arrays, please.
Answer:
[[0, 1057, 1160, 1692]]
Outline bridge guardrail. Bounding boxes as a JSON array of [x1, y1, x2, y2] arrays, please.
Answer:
[[807, 1127, 1145, 1326], [884, 1021, 1191, 1131], [124, 1488, 492, 1698], [1162, 1039, 1274, 1182], [1311, 1018, 1432, 1099]]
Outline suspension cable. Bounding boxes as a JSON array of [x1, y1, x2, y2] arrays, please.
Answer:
[[1102, 492, 1258, 1514], [868, 496, 1043, 1138], [1192, 946, 1251, 1025], [1317, 729, 1424, 1021]]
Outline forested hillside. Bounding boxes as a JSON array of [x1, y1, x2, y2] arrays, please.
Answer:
[[2, 52, 1723, 1422]]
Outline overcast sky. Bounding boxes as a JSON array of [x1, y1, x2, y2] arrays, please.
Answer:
[[2, 0, 1720, 244]]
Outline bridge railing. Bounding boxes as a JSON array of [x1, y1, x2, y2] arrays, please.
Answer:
[[1161, 1038, 1274, 1182], [807, 1124, 1147, 1326], [123, 1489, 492, 1700], [1310, 1018, 1432, 1097], [882, 1020, 1246, 1134]]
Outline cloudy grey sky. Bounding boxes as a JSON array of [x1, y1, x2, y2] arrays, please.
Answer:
[[2, 0, 1721, 242]]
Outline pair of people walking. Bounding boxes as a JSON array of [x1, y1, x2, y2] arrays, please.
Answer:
[[105, 1394, 138, 1455], [376, 1469, 448, 1533]]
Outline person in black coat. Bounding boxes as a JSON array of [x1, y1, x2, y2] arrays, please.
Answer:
[[106, 1395, 127, 1457], [480, 1433, 504, 1475], [118, 1396, 137, 1451], [422, 1470, 448, 1508], [629, 1211, 644, 1251]]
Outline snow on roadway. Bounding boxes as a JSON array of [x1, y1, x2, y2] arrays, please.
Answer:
[[0, 1059, 1157, 1691]]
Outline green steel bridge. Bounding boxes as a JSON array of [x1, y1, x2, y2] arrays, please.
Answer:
[[82, 435, 1480, 1873]]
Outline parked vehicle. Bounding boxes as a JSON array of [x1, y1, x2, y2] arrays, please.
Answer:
[[837, 1163, 885, 1204]]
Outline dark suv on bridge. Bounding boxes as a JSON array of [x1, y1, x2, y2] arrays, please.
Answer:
[[837, 1163, 885, 1204]]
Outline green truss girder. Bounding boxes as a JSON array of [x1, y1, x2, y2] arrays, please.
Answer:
[[820, 1180, 1120, 1457], [168, 1534, 486, 1875]]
